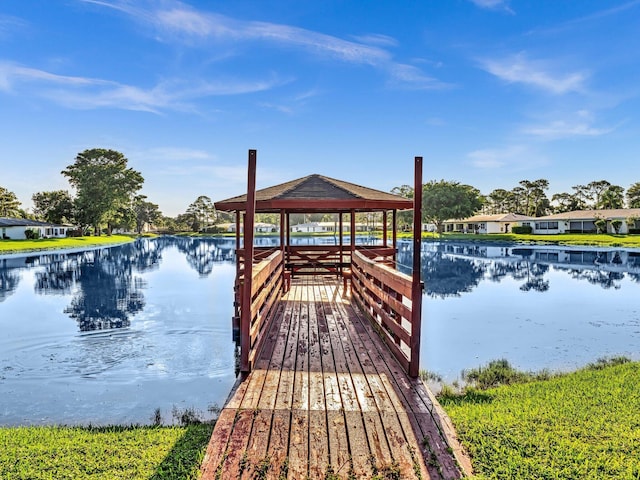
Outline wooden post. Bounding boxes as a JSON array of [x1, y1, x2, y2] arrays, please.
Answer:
[[339, 213, 344, 275], [409, 156, 423, 378], [350, 210, 356, 253], [392, 209, 397, 265], [240, 149, 257, 374], [383, 211, 388, 247]]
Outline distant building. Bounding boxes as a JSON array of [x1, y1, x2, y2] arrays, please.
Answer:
[[217, 222, 278, 233], [290, 221, 369, 233], [0, 217, 70, 240], [531, 209, 640, 234], [443, 213, 534, 234]]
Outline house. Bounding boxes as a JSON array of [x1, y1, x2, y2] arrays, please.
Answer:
[[217, 222, 278, 233], [0, 217, 70, 240], [443, 213, 534, 234], [531, 209, 640, 234], [289, 221, 370, 233], [291, 222, 336, 233]]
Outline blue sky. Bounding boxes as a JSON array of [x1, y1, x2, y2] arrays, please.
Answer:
[[2, 0, 639, 216]]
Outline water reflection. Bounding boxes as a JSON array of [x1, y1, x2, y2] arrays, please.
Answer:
[[0, 236, 238, 331], [397, 241, 640, 297]]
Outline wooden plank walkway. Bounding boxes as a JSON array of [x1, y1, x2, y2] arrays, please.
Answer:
[[201, 276, 467, 480]]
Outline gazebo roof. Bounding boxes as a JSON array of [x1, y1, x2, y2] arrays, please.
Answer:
[[214, 174, 413, 213]]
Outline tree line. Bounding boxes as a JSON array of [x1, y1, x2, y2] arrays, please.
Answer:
[[391, 179, 640, 234], [3, 150, 640, 236], [0, 148, 219, 235]]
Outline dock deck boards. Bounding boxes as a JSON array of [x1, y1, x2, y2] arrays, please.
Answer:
[[201, 276, 464, 479]]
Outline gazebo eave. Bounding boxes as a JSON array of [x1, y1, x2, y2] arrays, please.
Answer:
[[215, 198, 413, 213]]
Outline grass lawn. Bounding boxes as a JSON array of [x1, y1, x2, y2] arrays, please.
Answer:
[[0, 235, 136, 254], [417, 232, 640, 247], [0, 424, 213, 480], [439, 361, 640, 479]]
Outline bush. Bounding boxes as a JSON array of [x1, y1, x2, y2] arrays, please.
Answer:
[[512, 225, 532, 234], [24, 229, 40, 240]]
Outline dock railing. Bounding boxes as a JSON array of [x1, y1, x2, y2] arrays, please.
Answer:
[[235, 249, 284, 371], [351, 249, 421, 376]]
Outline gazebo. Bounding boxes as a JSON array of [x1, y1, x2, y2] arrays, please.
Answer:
[[215, 150, 423, 376]]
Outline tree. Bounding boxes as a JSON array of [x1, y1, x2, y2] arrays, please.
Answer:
[[422, 180, 482, 234], [574, 180, 611, 209], [518, 179, 550, 217], [390, 185, 414, 229], [599, 185, 624, 210], [551, 192, 585, 213], [626, 182, 640, 208], [0, 186, 21, 217], [186, 195, 215, 232], [32, 190, 74, 224], [486, 189, 511, 214], [62, 149, 143, 235], [133, 195, 162, 234]]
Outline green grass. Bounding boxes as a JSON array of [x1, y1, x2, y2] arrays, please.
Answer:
[[414, 231, 640, 247], [0, 235, 135, 254], [439, 360, 640, 479], [0, 424, 213, 480]]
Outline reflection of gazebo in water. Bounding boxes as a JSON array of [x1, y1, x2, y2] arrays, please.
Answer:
[[214, 150, 424, 377], [202, 151, 471, 479]]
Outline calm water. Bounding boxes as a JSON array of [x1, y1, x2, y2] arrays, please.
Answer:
[[1, 237, 639, 425]]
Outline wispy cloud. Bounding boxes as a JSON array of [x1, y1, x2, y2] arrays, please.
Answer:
[[480, 53, 587, 94], [522, 110, 615, 140], [468, 0, 514, 14], [0, 14, 27, 38], [468, 145, 536, 169], [79, 0, 447, 90], [0, 61, 283, 112]]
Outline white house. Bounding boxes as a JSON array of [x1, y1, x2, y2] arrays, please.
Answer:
[[291, 222, 336, 233], [290, 221, 370, 233], [0, 217, 70, 240], [443, 213, 534, 234], [217, 222, 278, 233], [531, 208, 640, 234]]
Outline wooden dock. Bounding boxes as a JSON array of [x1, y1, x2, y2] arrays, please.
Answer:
[[200, 276, 467, 479]]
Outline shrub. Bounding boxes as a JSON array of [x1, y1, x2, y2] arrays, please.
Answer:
[[24, 229, 40, 240], [461, 358, 551, 390], [611, 219, 623, 234], [512, 225, 532, 234]]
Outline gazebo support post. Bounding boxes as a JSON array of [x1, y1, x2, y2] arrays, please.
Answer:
[[383, 211, 388, 247], [392, 209, 397, 264], [409, 156, 423, 378], [240, 149, 257, 374]]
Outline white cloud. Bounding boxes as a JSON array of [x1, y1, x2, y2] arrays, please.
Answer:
[[481, 53, 587, 94], [79, 0, 447, 90], [468, 0, 514, 14], [522, 120, 613, 140], [467, 145, 527, 169], [0, 61, 284, 112]]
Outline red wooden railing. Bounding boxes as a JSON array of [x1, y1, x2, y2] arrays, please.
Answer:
[[236, 250, 284, 371], [351, 250, 421, 376]]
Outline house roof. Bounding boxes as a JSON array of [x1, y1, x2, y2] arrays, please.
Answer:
[[537, 208, 640, 221], [0, 217, 64, 228], [444, 213, 534, 224], [214, 174, 413, 213]]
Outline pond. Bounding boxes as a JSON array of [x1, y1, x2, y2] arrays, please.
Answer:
[[1, 236, 639, 425]]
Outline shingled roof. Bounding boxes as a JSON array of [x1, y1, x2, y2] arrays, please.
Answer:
[[214, 174, 413, 212]]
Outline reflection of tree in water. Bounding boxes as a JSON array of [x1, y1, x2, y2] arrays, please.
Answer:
[[0, 268, 20, 302], [565, 269, 624, 290], [423, 254, 486, 298], [400, 244, 486, 298], [64, 248, 146, 331], [174, 237, 235, 276]]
